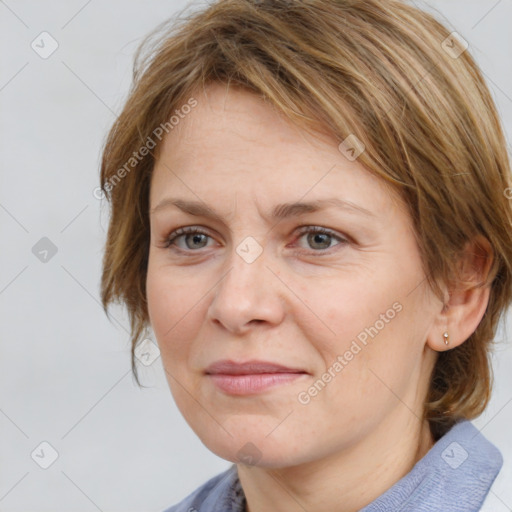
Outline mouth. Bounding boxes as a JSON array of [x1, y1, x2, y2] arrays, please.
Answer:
[[205, 359, 309, 395]]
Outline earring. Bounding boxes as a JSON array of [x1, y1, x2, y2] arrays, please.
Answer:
[[443, 332, 449, 346]]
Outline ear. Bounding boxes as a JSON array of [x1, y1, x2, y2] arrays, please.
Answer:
[[426, 236, 494, 352]]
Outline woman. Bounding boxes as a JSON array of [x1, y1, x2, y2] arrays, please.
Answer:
[[99, 0, 512, 510]]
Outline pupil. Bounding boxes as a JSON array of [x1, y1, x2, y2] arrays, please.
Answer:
[[187, 234, 206, 248], [309, 233, 330, 249]]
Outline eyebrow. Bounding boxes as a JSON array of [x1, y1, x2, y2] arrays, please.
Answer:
[[150, 197, 376, 221]]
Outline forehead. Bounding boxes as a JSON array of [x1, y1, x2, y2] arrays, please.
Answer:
[[161, 83, 334, 161], [150, 83, 404, 220]]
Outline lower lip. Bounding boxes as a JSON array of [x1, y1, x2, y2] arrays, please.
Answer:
[[208, 373, 306, 395]]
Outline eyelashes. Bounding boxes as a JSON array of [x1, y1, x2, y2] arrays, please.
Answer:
[[164, 226, 215, 251], [163, 225, 349, 255]]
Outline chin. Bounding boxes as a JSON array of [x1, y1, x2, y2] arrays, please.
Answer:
[[196, 427, 308, 469]]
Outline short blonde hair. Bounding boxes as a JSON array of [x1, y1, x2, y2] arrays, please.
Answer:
[[100, 0, 512, 439]]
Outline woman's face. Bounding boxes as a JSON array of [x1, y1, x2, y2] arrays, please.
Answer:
[[147, 83, 442, 467]]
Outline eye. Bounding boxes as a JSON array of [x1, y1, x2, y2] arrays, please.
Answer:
[[164, 227, 216, 251], [163, 225, 348, 254], [294, 226, 348, 252]]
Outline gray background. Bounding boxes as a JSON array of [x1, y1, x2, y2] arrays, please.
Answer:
[[0, 1, 511, 511]]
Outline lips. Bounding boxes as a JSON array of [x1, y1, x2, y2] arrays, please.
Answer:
[[205, 359, 307, 375], [205, 360, 308, 395]]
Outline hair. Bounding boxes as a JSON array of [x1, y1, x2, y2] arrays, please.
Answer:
[[99, 0, 512, 440]]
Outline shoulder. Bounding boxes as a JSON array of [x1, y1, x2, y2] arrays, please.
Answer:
[[161, 464, 244, 512]]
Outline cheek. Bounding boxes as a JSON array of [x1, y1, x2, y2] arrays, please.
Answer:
[[319, 294, 432, 422], [298, 275, 393, 358], [146, 266, 201, 359], [303, 270, 426, 398], [146, 268, 171, 334]]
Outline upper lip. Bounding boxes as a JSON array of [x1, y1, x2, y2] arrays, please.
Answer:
[[205, 360, 307, 375]]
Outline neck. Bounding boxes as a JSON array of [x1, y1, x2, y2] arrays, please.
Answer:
[[238, 412, 434, 512]]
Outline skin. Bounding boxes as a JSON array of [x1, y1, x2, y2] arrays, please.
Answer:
[[146, 82, 491, 512]]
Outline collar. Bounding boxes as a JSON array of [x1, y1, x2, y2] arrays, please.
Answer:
[[361, 420, 502, 511]]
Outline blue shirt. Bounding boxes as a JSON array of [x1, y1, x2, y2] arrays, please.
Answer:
[[162, 420, 502, 511]]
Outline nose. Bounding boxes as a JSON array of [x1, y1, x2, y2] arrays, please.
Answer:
[[206, 245, 285, 334]]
